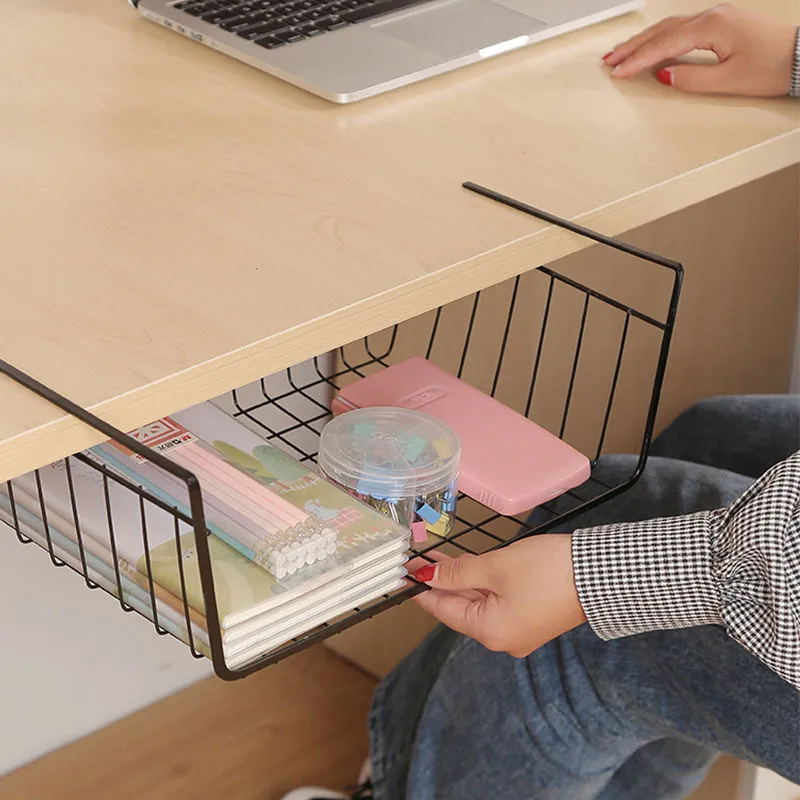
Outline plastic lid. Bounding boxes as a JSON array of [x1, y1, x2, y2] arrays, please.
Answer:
[[318, 407, 460, 499]]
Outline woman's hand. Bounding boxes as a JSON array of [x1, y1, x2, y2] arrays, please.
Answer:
[[604, 4, 798, 97], [411, 536, 586, 658]]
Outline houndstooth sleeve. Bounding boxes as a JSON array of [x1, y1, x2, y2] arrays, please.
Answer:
[[572, 451, 800, 690]]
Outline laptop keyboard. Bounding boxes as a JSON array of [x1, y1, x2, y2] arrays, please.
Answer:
[[172, 0, 426, 49]]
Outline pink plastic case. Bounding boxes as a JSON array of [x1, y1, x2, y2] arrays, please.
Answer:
[[332, 357, 591, 515]]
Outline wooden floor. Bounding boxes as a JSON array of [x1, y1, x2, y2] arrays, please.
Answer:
[[0, 648, 376, 800], [0, 646, 741, 800]]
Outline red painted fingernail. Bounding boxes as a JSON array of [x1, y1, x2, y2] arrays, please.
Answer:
[[602, 51, 614, 61], [656, 68, 674, 86], [415, 564, 436, 583]]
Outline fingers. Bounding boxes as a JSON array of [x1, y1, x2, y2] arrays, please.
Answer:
[[406, 550, 448, 574], [663, 61, 738, 94], [414, 589, 482, 634], [409, 553, 488, 600], [419, 552, 499, 593], [411, 553, 500, 637], [603, 14, 692, 67], [410, 582, 488, 602], [610, 17, 719, 79], [414, 587, 502, 643]]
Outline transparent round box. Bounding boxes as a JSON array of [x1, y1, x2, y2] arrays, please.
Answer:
[[318, 407, 461, 539]]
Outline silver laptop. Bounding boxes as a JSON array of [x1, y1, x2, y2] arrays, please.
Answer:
[[134, 0, 642, 103]]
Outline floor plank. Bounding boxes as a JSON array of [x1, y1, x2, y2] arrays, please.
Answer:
[[0, 647, 376, 800]]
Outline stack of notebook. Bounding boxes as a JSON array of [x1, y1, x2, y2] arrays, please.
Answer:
[[0, 403, 409, 669]]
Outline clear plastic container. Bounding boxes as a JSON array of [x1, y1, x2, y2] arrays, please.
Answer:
[[318, 407, 461, 539]]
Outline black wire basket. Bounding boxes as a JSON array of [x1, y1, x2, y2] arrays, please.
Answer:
[[0, 184, 682, 680]]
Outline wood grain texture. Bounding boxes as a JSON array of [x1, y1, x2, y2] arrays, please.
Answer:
[[0, 647, 375, 800], [0, 0, 797, 480]]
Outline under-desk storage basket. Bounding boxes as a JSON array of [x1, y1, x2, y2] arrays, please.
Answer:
[[0, 185, 682, 680]]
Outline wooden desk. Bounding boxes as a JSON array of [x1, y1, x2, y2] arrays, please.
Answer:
[[1, 0, 798, 482]]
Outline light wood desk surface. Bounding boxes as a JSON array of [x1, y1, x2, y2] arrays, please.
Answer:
[[1, 0, 797, 481]]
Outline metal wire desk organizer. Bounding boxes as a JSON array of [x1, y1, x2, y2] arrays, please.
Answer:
[[0, 183, 683, 680]]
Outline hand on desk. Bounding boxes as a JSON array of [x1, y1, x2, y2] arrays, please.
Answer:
[[603, 4, 797, 97], [411, 536, 586, 658]]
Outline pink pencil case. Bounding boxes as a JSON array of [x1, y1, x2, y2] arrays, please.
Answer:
[[331, 357, 591, 516]]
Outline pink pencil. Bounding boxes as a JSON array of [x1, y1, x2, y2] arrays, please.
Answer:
[[173, 444, 307, 530], [178, 443, 306, 526], [171, 448, 289, 533], [172, 454, 285, 535]]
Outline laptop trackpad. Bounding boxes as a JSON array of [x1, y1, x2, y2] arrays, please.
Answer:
[[374, 0, 546, 60]]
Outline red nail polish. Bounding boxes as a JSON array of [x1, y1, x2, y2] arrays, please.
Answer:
[[656, 68, 673, 86], [602, 51, 614, 61], [415, 564, 436, 583]]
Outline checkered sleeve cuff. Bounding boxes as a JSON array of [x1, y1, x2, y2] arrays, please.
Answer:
[[572, 511, 723, 640], [792, 26, 800, 98], [570, 453, 800, 690]]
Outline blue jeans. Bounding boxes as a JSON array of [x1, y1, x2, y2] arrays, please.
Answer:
[[368, 396, 800, 799]]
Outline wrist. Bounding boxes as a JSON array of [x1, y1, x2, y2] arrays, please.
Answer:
[[543, 534, 587, 631]]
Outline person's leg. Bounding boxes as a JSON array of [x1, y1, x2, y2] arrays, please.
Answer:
[[649, 395, 800, 477], [594, 739, 724, 800], [372, 619, 799, 800]]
